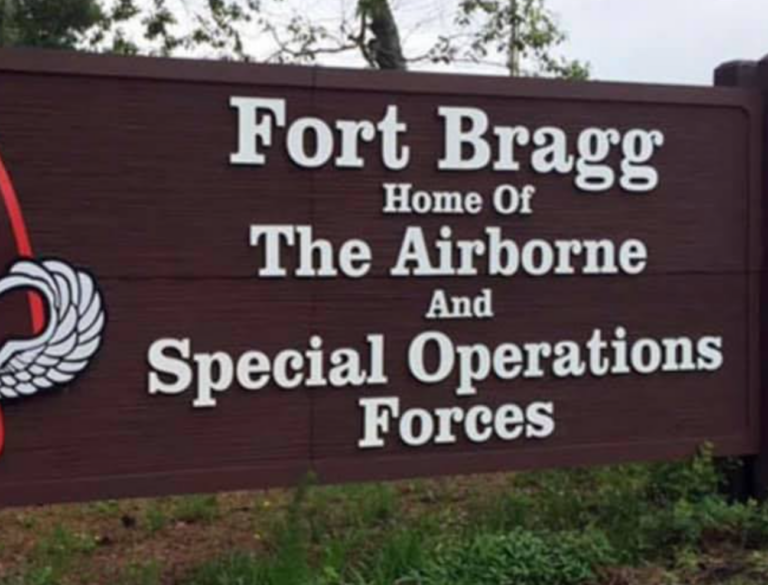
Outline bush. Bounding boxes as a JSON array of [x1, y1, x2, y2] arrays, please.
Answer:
[[422, 528, 615, 585]]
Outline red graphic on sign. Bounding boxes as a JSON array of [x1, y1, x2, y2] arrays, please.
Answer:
[[0, 148, 41, 457]]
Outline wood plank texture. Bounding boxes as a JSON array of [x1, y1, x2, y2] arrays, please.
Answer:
[[0, 49, 760, 506]]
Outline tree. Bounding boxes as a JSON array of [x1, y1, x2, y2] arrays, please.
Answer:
[[89, 0, 588, 78], [359, 0, 406, 71], [448, 0, 590, 78], [0, 0, 103, 49]]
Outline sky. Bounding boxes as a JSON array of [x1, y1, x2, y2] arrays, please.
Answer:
[[546, 0, 767, 85]]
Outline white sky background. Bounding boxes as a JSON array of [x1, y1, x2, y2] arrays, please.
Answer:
[[546, 0, 767, 85], [131, 0, 768, 86]]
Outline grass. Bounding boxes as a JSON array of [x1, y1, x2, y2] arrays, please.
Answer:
[[117, 562, 162, 585], [4, 525, 99, 585], [4, 446, 768, 584], [185, 447, 768, 585], [169, 495, 220, 525]]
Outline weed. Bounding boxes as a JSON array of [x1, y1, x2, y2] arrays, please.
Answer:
[[355, 526, 430, 585], [89, 500, 121, 518], [189, 493, 312, 585], [144, 502, 169, 534], [350, 484, 398, 526], [171, 495, 220, 524], [186, 553, 268, 585]]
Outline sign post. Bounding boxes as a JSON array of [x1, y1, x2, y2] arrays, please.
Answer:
[[715, 57, 767, 499], [0, 49, 762, 507]]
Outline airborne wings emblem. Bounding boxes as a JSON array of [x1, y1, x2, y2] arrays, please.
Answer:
[[0, 259, 106, 400]]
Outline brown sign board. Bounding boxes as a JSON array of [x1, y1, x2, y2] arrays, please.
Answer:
[[0, 49, 761, 507]]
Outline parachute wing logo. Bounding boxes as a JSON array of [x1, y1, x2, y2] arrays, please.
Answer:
[[0, 259, 106, 400]]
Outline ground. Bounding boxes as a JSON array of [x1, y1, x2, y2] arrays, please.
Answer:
[[2, 452, 768, 585]]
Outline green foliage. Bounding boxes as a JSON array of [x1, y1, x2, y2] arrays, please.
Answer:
[[0, 0, 102, 49], [181, 448, 768, 585], [144, 502, 169, 534], [468, 445, 768, 567], [88, 499, 120, 517], [0, 0, 587, 78], [118, 561, 162, 585], [423, 528, 614, 585], [171, 494, 220, 524], [1, 566, 56, 585], [2, 525, 99, 585], [189, 481, 314, 585], [34, 525, 97, 564], [263, 480, 314, 585], [11, 447, 768, 585], [187, 553, 273, 585], [82, 0, 587, 77], [647, 444, 723, 504], [437, 0, 589, 78], [88, 0, 257, 58], [355, 527, 429, 585]]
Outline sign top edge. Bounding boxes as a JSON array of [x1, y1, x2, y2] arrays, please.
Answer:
[[0, 47, 759, 109]]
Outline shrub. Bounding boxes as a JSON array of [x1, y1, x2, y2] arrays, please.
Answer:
[[421, 528, 615, 585]]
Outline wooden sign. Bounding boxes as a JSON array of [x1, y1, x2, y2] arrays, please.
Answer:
[[0, 49, 761, 506]]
